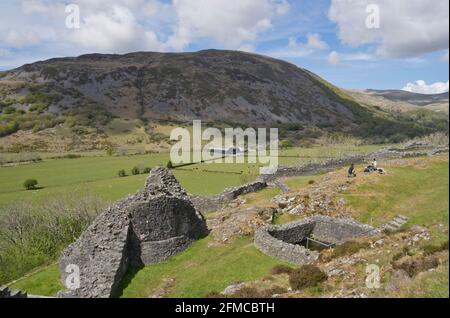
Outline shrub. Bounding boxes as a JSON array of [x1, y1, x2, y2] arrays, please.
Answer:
[[118, 169, 127, 177], [3, 106, 16, 114], [64, 154, 81, 159], [131, 166, 140, 175], [0, 194, 105, 285], [289, 265, 328, 290], [0, 121, 19, 137], [23, 179, 38, 190], [142, 167, 152, 174], [330, 241, 370, 259], [271, 264, 294, 275], [422, 240, 449, 256], [392, 255, 440, 277], [167, 160, 173, 169], [308, 180, 315, 185]]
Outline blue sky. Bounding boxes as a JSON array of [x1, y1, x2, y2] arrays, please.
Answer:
[[0, 0, 448, 93]]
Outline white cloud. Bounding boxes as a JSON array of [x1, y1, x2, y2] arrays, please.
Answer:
[[238, 44, 256, 53], [329, 0, 449, 58], [68, 5, 163, 52], [328, 51, 340, 65], [267, 33, 328, 58], [5, 0, 288, 54], [22, 0, 54, 14], [402, 80, 449, 94], [305, 33, 328, 50], [167, 0, 288, 50]]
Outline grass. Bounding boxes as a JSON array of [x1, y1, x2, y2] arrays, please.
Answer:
[[342, 155, 449, 298], [0, 144, 385, 207], [6, 237, 289, 298], [284, 175, 321, 191], [118, 237, 287, 298], [8, 264, 62, 296], [344, 157, 449, 229], [7, 154, 449, 298]]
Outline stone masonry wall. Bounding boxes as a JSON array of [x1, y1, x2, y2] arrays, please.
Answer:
[[58, 167, 207, 298], [254, 216, 379, 265], [191, 181, 267, 213]]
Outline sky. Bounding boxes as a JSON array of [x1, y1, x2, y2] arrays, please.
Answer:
[[0, 0, 449, 93]]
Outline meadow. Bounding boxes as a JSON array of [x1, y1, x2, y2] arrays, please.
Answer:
[[7, 154, 449, 297], [0, 144, 383, 207]]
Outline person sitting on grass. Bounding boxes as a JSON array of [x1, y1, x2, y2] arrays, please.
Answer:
[[364, 158, 378, 173], [371, 158, 377, 170], [348, 163, 357, 178]]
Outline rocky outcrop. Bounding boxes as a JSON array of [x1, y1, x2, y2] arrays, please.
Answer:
[[58, 167, 207, 298], [255, 216, 378, 265]]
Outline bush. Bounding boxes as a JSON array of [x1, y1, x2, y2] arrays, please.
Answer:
[[271, 264, 294, 275], [23, 179, 38, 190], [288, 265, 328, 290], [118, 169, 127, 177], [392, 255, 440, 277], [308, 180, 315, 185], [131, 166, 140, 175], [142, 167, 152, 174], [167, 160, 173, 169], [64, 154, 81, 159], [422, 240, 449, 256], [0, 194, 105, 285], [331, 241, 370, 259], [0, 121, 19, 137]]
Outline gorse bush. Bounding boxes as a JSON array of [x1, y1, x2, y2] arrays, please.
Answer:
[[131, 166, 140, 175], [288, 265, 328, 290], [0, 194, 105, 285], [23, 179, 38, 190]]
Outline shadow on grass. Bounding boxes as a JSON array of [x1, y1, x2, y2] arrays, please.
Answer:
[[24, 186, 45, 191], [114, 265, 144, 298]]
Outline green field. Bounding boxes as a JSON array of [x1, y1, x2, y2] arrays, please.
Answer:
[[0, 144, 384, 207], [6, 154, 449, 298]]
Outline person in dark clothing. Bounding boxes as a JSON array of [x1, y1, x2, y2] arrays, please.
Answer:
[[348, 163, 356, 178]]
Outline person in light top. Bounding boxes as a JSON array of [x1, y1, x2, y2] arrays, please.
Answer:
[[371, 159, 377, 170]]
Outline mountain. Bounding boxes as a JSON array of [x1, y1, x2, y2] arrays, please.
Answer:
[[0, 50, 448, 150], [348, 89, 449, 114], [1, 50, 361, 126]]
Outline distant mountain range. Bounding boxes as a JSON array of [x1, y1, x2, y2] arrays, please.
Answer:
[[0, 50, 448, 147], [348, 89, 449, 114]]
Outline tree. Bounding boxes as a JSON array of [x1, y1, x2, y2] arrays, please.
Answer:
[[117, 169, 127, 178], [142, 167, 151, 174], [131, 166, 140, 175], [23, 179, 38, 190]]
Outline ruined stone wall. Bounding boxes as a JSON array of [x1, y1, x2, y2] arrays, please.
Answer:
[[58, 167, 207, 298], [191, 181, 267, 213], [254, 218, 319, 265], [311, 216, 379, 244], [254, 216, 379, 265]]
